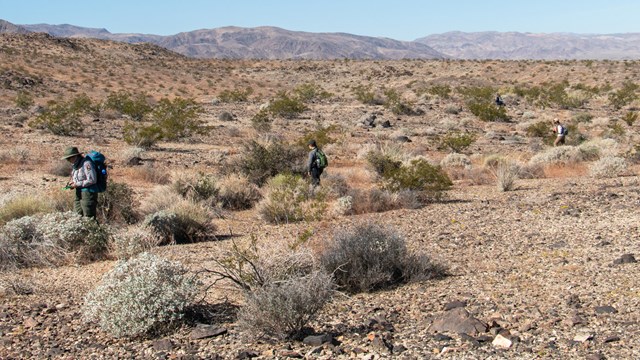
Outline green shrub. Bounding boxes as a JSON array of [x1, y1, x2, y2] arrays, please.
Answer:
[[293, 82, 332, 102], [383, 89, 415, 115], [14, 91, 34, 110], [457, 86, 495, 102], [525, 121, 552, 138], [82, 253, 200, 338], [439, 132, 476, 153], [319, 223, 444, 293], [365, 151, 402, 177], [98, 181, 138, 225], [265, 92, 306, 119], [298, 124, 339, 149], [427, 84, 452, 99], [238, 270, 334, 339], [0, 211, 109, 269], [622, 111, 638, 126], [218, 87, 253, 103], [382, 158, 452, 200], [609, 81, 638, 110], [122, 122, 164, 149], [105, 90, 152, 121], [468, 102, 510, 122], [151, 97, 207, 141], [29, 94, 95, 136], [352, 84, 381, 105], [231, 140, 305, 186]]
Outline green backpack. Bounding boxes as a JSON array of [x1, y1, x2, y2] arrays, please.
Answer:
[[315, 149, 328, 169]]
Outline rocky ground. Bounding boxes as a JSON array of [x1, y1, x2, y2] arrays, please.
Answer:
[[1, 174, 639, 359]]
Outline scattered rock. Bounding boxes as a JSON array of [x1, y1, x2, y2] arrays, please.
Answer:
[[613, 254, 637, 265], [492, 334, 512, 349], [429, 307, 488, 336], [433, 333, 453, 342], [303, 334, 332, 347], [394, 135, 411, 143], [380, 120, 391, 128], [218, 112, 235, 121], [604, 335, 620, 343], [443, 300, 467, 311], [152, 339, 173, 352], [190, 324, 227, 340], [595, 306, 617, 314], [586, 353, 606, 360], [574, 331, 594, 343]]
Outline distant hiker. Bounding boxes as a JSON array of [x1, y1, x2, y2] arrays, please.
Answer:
[[62, 146, 99, 219], [307, 139, 327, 187], [552, 119, 567, 146], [495, 94, 505, 106]]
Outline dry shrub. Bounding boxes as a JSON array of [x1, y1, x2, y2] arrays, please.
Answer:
[[589, 156, 628, 178], [543, 163, 588, 178], [207, 235, 333, 339], [217, 173, 262, 210], [237, 270, 334, 339], [321, 173, 351, 198], [118, 146, 145, 164], [0, 147, 30, 164], [518, 162, 546, 179], [128, 163, 171, 185], [349, 188, 419, 214], [319, 223, 444, 293], [98, 182, 138, 225], [448, 166, 495, 185], [82, 253, 200, 338], [171, 171, 219, 204], [578, 138, 619, 160], [48, 159, 73, 177]]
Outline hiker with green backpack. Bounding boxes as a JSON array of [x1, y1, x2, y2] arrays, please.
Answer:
[[307, 139, 327, 187], [62, 146, 108, 219]]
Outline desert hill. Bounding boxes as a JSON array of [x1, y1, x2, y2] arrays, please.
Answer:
[[416, 31, 640, 60], [0, 30, 640, 359]]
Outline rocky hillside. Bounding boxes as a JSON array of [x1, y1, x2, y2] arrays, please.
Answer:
[[17, 21, 446, 60], [416, 31, 640, 60]]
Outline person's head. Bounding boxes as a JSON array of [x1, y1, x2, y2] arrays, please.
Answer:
[[61, 146, 82, 163], [553, 118, 560, 125], [308, 139, 317, 149]]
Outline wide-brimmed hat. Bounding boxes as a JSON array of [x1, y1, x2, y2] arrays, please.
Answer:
[[61, 146, 81, 160]]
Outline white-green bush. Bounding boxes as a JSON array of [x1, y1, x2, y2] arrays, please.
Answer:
[[0, 212, 109, 269], [82, 253, 199, 338], [589, 156, 628, 178], [528, 146, 584, 166], [440, 153, 472, 169], [578, 138, 619, 160]]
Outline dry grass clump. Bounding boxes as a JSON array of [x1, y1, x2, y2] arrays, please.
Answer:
[[128, 163, 171, 185], [589, 156, 628, 178], [171, 171, 219, 204], [257, 174, 326, 224], [143, 200, 216, 245], [495, 161, 520, 192], [349, 188, 419, 214], [319, 223, 444, 293], [111, 226, 161, 260], [0, 195, 53, 226], [139, 186, 183, 216], [118, 146, 145, 164], [0, 211, 109, 269], [440, 153, 472, 169], [217, 173, 262, 210], [0, 147, 30, 164], [321, 173, 351, 198], [82, 253, 200, 338], [48, 159, 73, 177], [97, 182, 139, 225]]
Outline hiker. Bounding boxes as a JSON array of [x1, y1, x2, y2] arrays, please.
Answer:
[[62, 146, 99, 219], [495, 93, 505, 106], [307, 140, 323, 187], [552, 119, 566, 146]]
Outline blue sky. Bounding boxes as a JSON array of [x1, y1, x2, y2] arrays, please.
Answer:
[[2, 0, 639, 40]]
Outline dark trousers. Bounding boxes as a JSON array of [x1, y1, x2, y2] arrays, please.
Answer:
[[75, 189, 98, 218], [310, 167, 323, 187]]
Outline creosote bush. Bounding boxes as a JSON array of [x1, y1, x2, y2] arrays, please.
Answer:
[[257, 174, 326, 224], [82, 253, 199, 338], [105, 90, 152, 121], [0, 211, 109, 269], [218, 87, 253, 103], [265, 92, 306, 119], [439, 132, 476, 153], [383, 89, 415, 115], [468, 102, 510, 122], [293, 82, 332, 103], [382, 158, 452, 201], [320, 223, 444, 293], [29, 94, 95, 135]]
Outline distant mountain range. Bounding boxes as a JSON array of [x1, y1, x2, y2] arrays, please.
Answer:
[[2, 19, 640, 60]]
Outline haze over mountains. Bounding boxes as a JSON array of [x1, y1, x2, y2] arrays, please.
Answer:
[[2, 19, 640, 60]]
